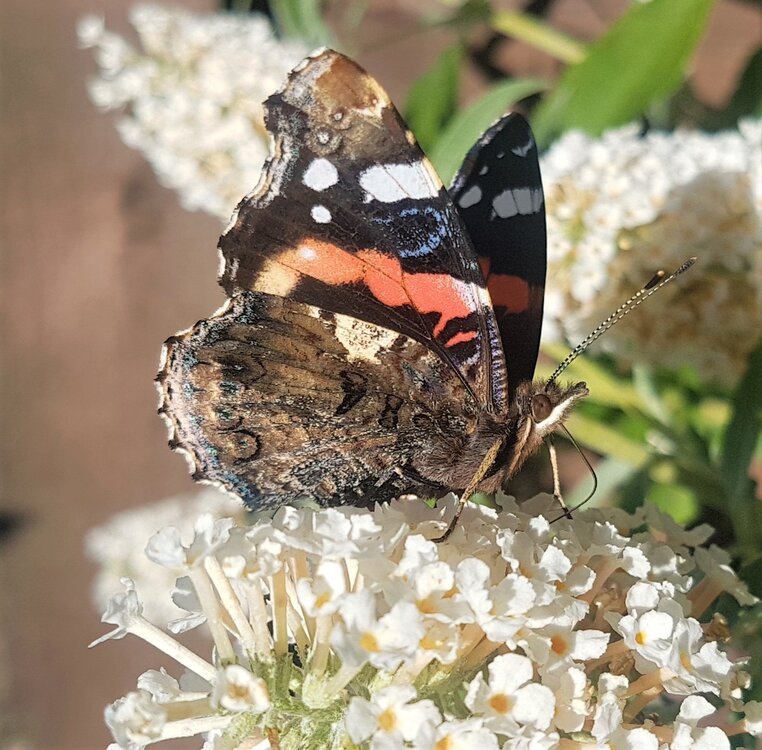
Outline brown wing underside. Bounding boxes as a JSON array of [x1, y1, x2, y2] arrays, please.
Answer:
[[157, 292, 478, 510]]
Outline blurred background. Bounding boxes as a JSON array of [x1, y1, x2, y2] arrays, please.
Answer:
[[1, 0, 761, 747]]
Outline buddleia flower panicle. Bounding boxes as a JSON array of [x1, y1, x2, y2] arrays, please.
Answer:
[[77, 5, 309, 221], [540, 120, 762, 385], [91, 493, 761, 750], [86, 488, 242, 624]]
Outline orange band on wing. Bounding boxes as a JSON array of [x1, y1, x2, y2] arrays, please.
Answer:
[[273, 241, 477, 338], [487, 273, 530, 314], [445, 329, 478, 348]]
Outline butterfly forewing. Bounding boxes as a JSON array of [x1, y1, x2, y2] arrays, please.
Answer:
[[450, 113, 547, 394], [219, 50, 509, 413]]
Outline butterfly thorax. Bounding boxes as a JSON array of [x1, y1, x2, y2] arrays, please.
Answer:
[[411, 379, 588, 494]]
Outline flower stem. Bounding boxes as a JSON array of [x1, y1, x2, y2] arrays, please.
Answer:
[[490, 10, 586, 64], [270, 569, 289, 656], [308, 615, 334, 677], [205, 556, 262, 661], [688, 577, 723, 619], [624, 667, 673, 698], [246, 583, 274, 660], [623, 685, 663, 722], [189, 567, 236, 665], [160, 714, 233, 740], [130, 618, 217, 683], [581, 558, 622, 605]]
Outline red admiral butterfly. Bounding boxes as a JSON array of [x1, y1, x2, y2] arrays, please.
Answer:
[[157, 49, 589, 524]]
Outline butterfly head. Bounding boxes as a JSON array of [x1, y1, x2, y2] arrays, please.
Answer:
[[506, 379, 589, 476]]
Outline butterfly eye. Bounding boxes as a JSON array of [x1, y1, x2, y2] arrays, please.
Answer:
[[531, 393, 553, 422]]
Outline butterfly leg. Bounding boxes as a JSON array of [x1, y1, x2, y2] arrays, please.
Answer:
[[433, 437, 505, 543], [548, 435, 573, 519]]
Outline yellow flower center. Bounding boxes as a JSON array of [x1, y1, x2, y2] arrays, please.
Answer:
[[417, 598, 436, 614], [360, 632, 380, 652], [635, 631, 647, 646], [680, 651, 694, 671], [420, 634, 443, 650], [378, 708, 397, 732], [315, 592, 331, 609], [435, 737, 453, 750], [551, 634, 569, 655], [489, 693, 512, 714]]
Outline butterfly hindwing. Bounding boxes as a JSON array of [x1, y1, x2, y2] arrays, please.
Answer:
[[219, 50, 509, 412], [158, 292, 479, 508], [450, 113, 546, 394]]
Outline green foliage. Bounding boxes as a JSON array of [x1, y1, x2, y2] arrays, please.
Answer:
[[531, 0, 717, 143], [429, 78, 547, 183], [270, 0, 333, 46], [721, 339, 762, 560], [405, 43, 463, 154]]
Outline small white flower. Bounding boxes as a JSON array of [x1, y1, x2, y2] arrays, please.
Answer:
[[693, 545, 759, 606], [743, 700, 762, 736], [86, 488, 240, 622], [90, 578, 143, 645], [591, 673, 630, 741], [146, 513, 234, 570], [610, 596, 679, 670], [211, 665, 270, 713], [79, 5, 309, 220], [544, 667, 589, 732], [414, 718, 500, 750], [296, 559, 348, 617], [89, 495, 757, 749], [541, 120, 762, 384], [332, 590, 425, 671], [670, 695, 729, 750], [465, 653, 555, 734], [345, 685, 441, 747], [455, 558, 535, 643], [105, 690, 166, 749]]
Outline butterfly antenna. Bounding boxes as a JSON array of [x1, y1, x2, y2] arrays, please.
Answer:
[[547, 257, 697, 384], [550, 424, 598, 524]]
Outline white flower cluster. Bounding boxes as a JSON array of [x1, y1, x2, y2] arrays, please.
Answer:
[[86, 488, 242, 623], [77, 5, 308, 220], [540, 119, 762, 385], [92, 493, 760, 750]]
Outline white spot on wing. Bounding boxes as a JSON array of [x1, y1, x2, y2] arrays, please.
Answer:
[[311, 205, 332, 223], [359, 161, 441, 203], [299, 245, 317, 260], [511, 134, 535, 157], [332, 314, 399, 362], [492, 187, 543, 218], [303, 158, 339, 191], [458, 185, 482, 209]]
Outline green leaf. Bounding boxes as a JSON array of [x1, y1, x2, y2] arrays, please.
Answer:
[[491, 10, 586, 65], [722, 338, 762, 504], [646, 482, 699, 525], [720, 338, 762, 559], [429, 78, 547, 183], [405, 43, 463, 154], [564, 412, 651, 467], [717, 46, 762, 125], [270, 0, 333, 46], [565, 455, 638, 511], [532, 0, 717, 144]]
